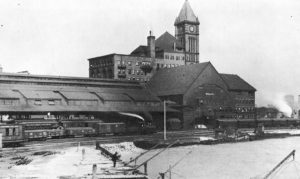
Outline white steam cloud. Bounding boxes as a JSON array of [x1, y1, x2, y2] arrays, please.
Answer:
[[272, 94, 293, 117]]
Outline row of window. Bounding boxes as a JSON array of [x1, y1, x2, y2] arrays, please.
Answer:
[[34, 100, 56, 106], [235, 107, 255, 113], [157, 63, 181, 69], [127, 69, 144, 75], [236, 99, 255, 105], [164, 55, 184, 61], [0, 127, 19, 136], [127, 77, 150, 82], [33, 100, 98, 106], [117, 61, 151, 67], [0, 99, 19, 105], [234, 115, 256, 119], [118, 69, 147, 76], [90, 59, 113, 68]]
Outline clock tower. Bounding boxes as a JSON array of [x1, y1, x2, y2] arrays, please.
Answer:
[[175, 0, 200, 64]]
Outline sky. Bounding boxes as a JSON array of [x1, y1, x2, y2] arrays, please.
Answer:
[[0, 0, 300, 107]]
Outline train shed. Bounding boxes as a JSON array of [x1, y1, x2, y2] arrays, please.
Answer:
[[0, 72, 175, 127]]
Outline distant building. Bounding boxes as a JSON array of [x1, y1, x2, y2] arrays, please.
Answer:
[[88, 0, 200, 81], [147, 62, 256, 129]]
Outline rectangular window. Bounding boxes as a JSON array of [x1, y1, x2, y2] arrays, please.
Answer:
[[127, 69, 132, 74], [135, 62, 139, 66], [170, 56, 174, 60], [128, 61, 132, 66], [165, 55, 169, 59], [176, 56, 180, 60], [48, 100, 55, 105], [34, 100, 42, 105]]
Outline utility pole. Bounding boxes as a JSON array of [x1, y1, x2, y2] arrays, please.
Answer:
[[164, 100, 167, 140]]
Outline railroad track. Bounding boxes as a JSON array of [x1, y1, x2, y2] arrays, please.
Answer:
[[0, 130, 215, 156]]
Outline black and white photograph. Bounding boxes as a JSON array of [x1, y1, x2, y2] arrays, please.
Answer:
[[0, 0, 300, 178]]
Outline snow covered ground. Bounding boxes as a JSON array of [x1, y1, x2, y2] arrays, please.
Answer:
[[0, 142, 144, 178], [1, 134, 300, 178]]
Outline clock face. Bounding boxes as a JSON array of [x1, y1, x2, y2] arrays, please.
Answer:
[[189, 26, 194, 32]]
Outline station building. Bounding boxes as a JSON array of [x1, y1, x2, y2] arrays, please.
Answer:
[[88, 0, 200, 82], [0, 72, 173, 127], [147, 62, 256, 129]]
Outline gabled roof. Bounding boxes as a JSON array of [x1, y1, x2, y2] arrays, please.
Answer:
[[220, 74, 256, 92], [155, 31, 182, 52], [130, 45, 148, 56], [175, 0, 199, 25], [147, 62, 210, 96]]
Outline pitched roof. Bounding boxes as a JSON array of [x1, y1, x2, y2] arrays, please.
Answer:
[[175, 0, 199, 25], [0, 73, 165, 113], [147, 62, 210, 96], [155, 31, 182, 52], [130, 45, 148, 56], [220, 74, 256, 91]]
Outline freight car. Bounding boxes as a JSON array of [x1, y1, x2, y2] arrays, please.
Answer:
[[93, 122, 126, 135], [0, 123, 25, 147], [64, 127, 95, 137], [216, 118, 300, 129], [24, 128, 65, 141]]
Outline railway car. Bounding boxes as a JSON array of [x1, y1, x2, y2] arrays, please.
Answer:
[[0, 123, 25, 147], [18, 120, 59, 130], [25, 130, 48, 141], [92, 122, 126, 135], [64, 127, 95, 137]]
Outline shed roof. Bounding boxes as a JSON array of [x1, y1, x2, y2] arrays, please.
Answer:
[[59, 91, 98, 100], [0, 90, 20, 99], [95, 92, 132, 102], [18, 90, 62, 100]]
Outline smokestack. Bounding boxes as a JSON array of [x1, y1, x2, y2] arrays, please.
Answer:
[[0, 65, 2, 73], [147, 31, 155, 58]]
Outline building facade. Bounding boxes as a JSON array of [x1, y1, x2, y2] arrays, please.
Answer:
[[88, 0, 200, 81], [147, 62, 256, 129]]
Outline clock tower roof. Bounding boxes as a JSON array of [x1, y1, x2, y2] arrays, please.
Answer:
[[175, 0, 199, 25]]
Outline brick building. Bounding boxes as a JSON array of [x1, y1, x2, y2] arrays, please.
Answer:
[[147, 62, 256, 129], [88, 0, 200, 81]]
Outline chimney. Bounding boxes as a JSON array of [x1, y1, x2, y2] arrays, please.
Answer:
[[147, 31, 155, 58], [0, 65, 3, 73]]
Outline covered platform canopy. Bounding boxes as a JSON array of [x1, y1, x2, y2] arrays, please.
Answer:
[[0, 72, 177, 114]]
